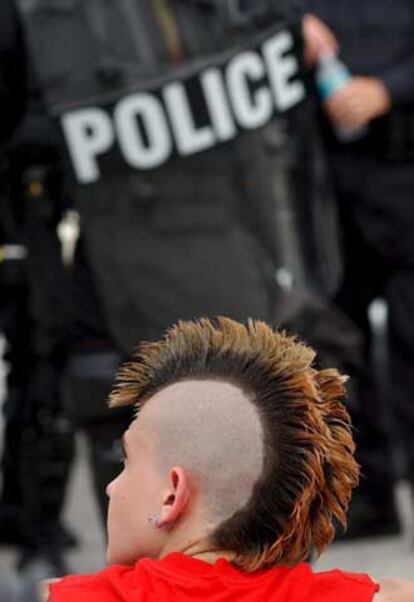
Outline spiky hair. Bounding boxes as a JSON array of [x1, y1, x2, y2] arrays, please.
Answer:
[[110, 317, 359, 571]]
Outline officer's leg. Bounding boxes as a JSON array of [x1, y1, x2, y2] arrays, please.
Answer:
[[333, 181, 399, 537], [0, 285, 33, 543], [387, 267, 414, 488], [18, 356, 75, 548], [1, 293, 76, 567]]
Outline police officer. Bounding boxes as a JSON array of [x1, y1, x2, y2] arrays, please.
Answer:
[[304, 0, 414, 538], [0, 0, 27, 541], [15, 0, 310, 521], [0, 0, 77, 576]]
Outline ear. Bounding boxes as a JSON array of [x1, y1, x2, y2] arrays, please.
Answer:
[[158, 467, 190, 528]]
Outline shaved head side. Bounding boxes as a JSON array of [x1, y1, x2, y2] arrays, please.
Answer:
[[110, 317, 359, 571], [138, 380, 264, 524]]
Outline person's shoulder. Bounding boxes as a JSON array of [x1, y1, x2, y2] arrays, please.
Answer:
[[374, 579, 414, 602], [48, 564, 136, 601], [307, 567, 379, 601]]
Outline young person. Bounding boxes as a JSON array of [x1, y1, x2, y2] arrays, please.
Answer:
[[47, 317, 414, 601]]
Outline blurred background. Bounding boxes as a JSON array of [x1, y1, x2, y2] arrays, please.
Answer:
[[0, 0, 413, 598]]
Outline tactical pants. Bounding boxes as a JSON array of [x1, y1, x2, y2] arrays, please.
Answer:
[[0, 285, 33, 512], [330, 150, 414, 499], [0, 284, 75, 550]]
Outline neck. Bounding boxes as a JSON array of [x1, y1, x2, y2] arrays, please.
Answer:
[[184, 541, 235, 563], [158, 505, 234, 564], [188, 549, 235, 564], [160, 538, 234, 565]]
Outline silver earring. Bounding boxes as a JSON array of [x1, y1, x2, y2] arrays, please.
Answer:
[[148, 514, 161, 528]]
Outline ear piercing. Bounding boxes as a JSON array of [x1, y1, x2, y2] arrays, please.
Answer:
[[148, 514, 162, 528]]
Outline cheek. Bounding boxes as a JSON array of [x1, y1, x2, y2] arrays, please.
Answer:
[[107, 480, 159, 564], [107, 474, 139, 562], [107, 471, 135, 537], [108, 467, 156, 530]]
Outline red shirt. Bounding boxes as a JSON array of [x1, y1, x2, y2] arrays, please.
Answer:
[[49, 553, 379, 602]]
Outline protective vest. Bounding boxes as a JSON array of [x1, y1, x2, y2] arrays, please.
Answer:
[[17, 0, 309, 353]]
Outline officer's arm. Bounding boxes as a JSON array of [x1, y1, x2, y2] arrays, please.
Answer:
[[374, 579, 414, 602]]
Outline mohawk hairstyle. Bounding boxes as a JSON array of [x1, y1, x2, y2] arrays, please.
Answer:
[[110, 317, 359, 571]]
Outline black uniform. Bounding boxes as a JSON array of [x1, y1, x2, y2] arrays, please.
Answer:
[[307, 0, 414, 536], [0, 0, 27, 539]]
